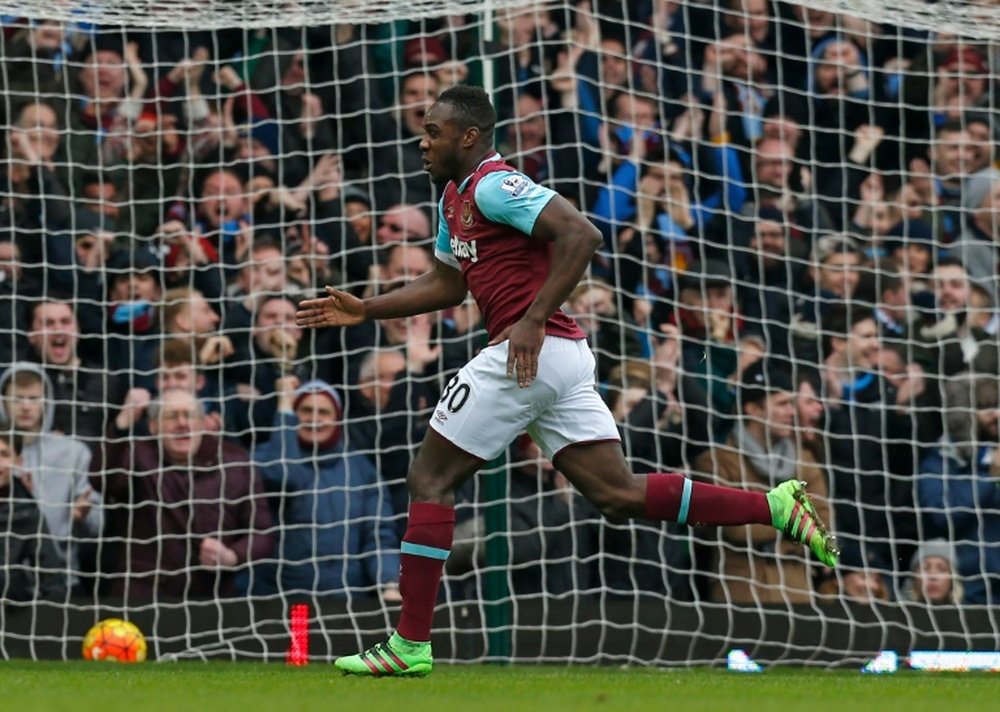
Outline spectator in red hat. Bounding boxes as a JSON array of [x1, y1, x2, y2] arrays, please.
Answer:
[[403, 37, 448, 67], [402, 36, 467, 90], [251, 376, 400, 598], [935, 48, 989, 124]]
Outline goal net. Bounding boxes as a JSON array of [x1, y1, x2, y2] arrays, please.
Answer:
[[1, 0, 999, 665]]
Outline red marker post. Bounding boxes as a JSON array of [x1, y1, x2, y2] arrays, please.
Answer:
[[285, 603, 310, 665]]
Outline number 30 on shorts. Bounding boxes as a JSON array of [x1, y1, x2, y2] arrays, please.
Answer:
[[439, 376, 471, 413]]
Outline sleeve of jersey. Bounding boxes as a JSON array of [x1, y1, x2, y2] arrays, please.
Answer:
[[474, 171, 557, 236], [433, 199, 460, 270]]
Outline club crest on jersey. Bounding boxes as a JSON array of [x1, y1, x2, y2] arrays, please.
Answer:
[[450, 235, 479, 263], [499, 174, 530, 197], [460, 200, 474, 228]]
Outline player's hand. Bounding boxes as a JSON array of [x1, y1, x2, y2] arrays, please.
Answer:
[[296, 286, 365, 328], [490, 316, 545, 388]]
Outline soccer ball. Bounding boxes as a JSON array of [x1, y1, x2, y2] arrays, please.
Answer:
[[82, 618, 147, 663]]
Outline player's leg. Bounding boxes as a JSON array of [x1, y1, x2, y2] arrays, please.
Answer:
[[553, 442, 837, 565], [553, 440, 759, 522], [395, 430, 483, 645], [336, 343, 535, 677], [531, 339, 837, 565], [552, 441, 837, 566], [334, 430, 483, 677]]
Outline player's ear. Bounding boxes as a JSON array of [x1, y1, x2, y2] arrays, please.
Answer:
[[463, 126, 480, 148]]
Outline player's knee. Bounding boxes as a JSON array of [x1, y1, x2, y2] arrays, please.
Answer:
[[590, 479, 644, 521], [406, 469, 439, 501], [406, 468, 457, 505], [593, 497, 630, 521], [589, 498, 615, 521]]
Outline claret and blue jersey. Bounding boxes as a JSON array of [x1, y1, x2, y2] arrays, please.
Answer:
[[434, 153, 586, 341]]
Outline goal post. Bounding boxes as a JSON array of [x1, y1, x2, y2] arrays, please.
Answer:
[[1, 0, 999, 664]]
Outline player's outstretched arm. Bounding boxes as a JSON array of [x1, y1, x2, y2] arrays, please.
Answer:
[[366, 258, 468, 320], [296, 286, 366, 328], [296, 259, 467, 328]]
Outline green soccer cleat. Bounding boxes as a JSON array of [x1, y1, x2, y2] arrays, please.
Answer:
[[334, 632, 433, 677], [767, 479, 840, 568]]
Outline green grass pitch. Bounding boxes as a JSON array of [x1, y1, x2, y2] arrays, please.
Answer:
[[5, 661, 1000, 711]]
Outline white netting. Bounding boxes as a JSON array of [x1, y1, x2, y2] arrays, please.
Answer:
[[799, 0, 1000, 42], [1, 0, 1000, 665], [7, 0, 1000, 39], [0, 1, 540, 29]]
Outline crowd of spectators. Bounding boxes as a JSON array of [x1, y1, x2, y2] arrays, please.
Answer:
[[0, 1, 996, 610]]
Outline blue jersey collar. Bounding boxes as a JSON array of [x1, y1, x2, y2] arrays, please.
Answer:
[[457, 152, 503, 193]]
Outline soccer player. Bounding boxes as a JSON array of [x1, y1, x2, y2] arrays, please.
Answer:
[[296, 86, 839, 677]]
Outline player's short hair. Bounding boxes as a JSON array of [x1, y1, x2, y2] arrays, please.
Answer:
[[436, 85, 496, 141]]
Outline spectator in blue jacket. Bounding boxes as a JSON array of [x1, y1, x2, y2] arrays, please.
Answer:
[[919, 373, 1000, 605], [591, 96, 746, 247], [252, 376, 400, 599]]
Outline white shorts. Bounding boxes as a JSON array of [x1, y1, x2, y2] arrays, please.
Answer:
[[429, 335, 621, 461]]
